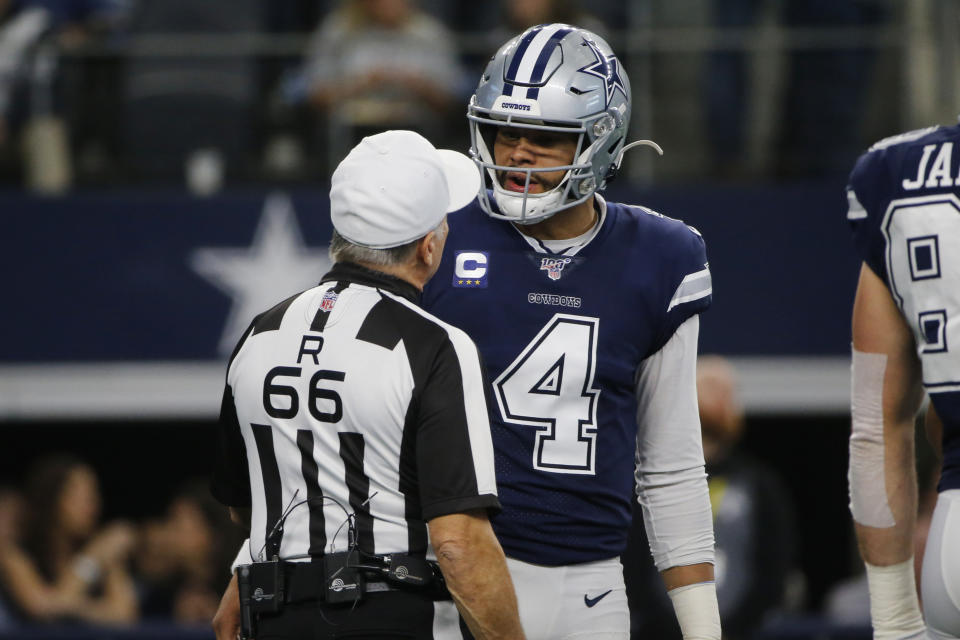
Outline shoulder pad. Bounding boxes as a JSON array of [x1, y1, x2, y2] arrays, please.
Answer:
[[868, 126, 941, 152]]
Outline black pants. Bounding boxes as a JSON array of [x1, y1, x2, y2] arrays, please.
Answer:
[[256, 590, 459, 640]]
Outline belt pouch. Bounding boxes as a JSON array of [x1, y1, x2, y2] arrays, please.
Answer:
[[239, 561, 284, 614], [323, 551, 365, 604]]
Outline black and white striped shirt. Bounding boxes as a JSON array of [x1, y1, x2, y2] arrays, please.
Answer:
[[211, 262, 500, 562]]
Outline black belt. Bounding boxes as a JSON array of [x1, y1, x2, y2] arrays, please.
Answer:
[[281, 554, 449, 604], [238, 554, 449, 640], [283, 560, 400, 604]]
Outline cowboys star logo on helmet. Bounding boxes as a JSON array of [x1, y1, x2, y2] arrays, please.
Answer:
[[467, 23, 660, 226], [577, 37, 628, 108]]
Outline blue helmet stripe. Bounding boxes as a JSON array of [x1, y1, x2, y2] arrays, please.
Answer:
[[505, 27, 543, 83], [524, 28, 571, 99], [529, 28, 571, 85]]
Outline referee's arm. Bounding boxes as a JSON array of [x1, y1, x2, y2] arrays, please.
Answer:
[[429, 510, 524, 639], [210, 383, 250, 640]]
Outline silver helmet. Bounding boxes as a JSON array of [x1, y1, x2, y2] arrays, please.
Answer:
[[468, 24, 634, 224]]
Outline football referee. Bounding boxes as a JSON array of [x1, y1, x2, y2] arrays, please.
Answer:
[[210, 130, 525, 639]]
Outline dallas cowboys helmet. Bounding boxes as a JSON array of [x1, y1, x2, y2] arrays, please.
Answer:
[[469, 23, 649, 224]]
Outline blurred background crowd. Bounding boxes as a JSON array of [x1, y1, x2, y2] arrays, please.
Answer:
[[0, 456, 244, 632], [0, 0, 956, 195], [0, 0, 958, 638]]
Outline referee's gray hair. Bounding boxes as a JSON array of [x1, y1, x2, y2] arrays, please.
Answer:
[[329, 219, 446, 267]]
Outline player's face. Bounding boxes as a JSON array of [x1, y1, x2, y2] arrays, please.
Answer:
[[493, 126, 578, 194]]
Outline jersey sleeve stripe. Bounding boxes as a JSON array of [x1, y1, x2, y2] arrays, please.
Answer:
[[847, 189, 868, 220], [667, 268, 712, 312]]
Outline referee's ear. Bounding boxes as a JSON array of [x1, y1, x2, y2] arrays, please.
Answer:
[[418, 216, 449, 277]]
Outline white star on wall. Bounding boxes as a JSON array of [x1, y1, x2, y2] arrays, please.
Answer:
[[191, 193, 331, 356]]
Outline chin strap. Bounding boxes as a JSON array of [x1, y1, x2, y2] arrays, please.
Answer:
[[615, 139, 664, 168]]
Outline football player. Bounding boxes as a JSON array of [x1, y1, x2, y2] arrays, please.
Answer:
[[420, 24, 720, 639], [845, 118, 960, 639]]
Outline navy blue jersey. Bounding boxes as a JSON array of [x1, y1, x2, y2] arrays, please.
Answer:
[[422, 197, 711, 565], [846, 120, 960, 492]]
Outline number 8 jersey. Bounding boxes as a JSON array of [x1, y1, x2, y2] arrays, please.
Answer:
[[846, 119, 960, 492], [422, 195, 713, 566]]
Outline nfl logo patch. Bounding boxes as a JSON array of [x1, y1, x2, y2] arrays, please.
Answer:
[[320, 290, 338, 312], [540, 257, 572, 281]]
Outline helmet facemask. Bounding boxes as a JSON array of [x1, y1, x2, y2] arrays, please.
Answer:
[[469, 105, 624, 225]]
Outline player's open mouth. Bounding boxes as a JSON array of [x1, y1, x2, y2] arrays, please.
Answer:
[[504, 172, 540, 193]]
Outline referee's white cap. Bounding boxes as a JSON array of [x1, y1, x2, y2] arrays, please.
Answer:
[[330, 130, 480, 249]]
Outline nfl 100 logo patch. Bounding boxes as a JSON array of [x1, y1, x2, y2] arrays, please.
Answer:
[[453, 251, 488, 288], [320, 290, 338, 311], [540, 257, 572, 281]]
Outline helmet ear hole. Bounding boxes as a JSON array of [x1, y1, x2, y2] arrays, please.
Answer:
[[604, 164, 619, 185]]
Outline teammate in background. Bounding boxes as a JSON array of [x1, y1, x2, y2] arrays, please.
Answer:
[[845, 117, 960, 639], [211, 130, 524, 639], [420, 24, 720, 639]]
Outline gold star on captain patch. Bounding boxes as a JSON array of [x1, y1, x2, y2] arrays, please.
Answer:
[[458, 280, 464, 284]]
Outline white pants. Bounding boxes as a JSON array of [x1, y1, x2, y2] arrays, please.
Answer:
[[432, 599, 465, 638], [430, 556, 628, 639], [505, 556, 629, 640], [922, 489, 960, 639]]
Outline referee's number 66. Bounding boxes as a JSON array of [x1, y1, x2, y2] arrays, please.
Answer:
[[262, 366, 346, 423]]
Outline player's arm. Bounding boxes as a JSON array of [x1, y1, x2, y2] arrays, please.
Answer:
[[925, 401, 943, 459], [429, 510, 525, 640], [849, 262, 926, 639], [635, 316, 721, 639], [209, 375, 253, 639]]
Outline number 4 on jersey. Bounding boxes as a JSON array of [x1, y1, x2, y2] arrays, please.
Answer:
[[494, 314, 601, 475]]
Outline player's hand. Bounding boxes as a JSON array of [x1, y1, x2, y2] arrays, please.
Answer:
[[213, 573, 243, 640]]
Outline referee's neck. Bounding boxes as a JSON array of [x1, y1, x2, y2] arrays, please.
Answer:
[[354, 260, 424, 291], [356, 231, 443, 292]]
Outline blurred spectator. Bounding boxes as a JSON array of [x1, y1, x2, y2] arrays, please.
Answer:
[[625, 356, 798, 639], [702, 0, 894, 181], [697, 355, 799, 637], [775, 0, 892, 179], [297, 0, 464, 169], [701, 0, 766, 181], [120, 0, 258, 192], [484, 0, 609, 53], [135, 479, 244, 625], [0, 454, 138, 625], [0, 0, 126, 193]]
